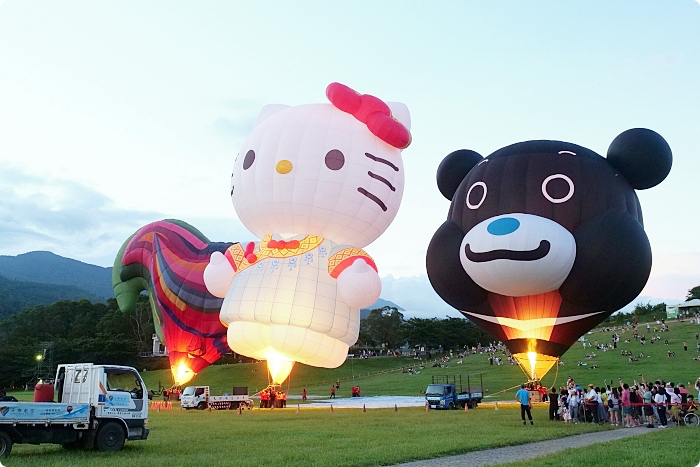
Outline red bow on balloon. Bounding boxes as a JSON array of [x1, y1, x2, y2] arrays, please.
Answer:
[[326, 82, 411, 150]]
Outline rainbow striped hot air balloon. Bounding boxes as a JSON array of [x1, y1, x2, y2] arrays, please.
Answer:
[[113, 220, 235, 386]]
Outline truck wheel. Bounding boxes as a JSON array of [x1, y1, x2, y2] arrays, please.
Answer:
[[0, 431, 12, 458], [95, 421, 126, 452], [447, 402, 455, 410], [197, 402, 207, 410]]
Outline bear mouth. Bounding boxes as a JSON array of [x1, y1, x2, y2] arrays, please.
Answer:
[[465, 240, 551, 263]]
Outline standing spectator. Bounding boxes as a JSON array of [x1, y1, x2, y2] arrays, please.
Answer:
[[330, 386, 336, 399], [584, 385, 600, 423], [670, 387, 683, 424], [595, 387, 607, 423], [654, 387, 668, 428], [515, 384, 533, 425], [549, 387, 559, 420], [568, 389, 580, 424], [621, 382, 633, 427], [642, 383, 654, 428], [694, 378, 700, 401], [608, 387, 621, 426], [302, 388, 307, 402]]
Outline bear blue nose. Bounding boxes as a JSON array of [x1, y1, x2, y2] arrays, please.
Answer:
[[487, 217, 520, 236]]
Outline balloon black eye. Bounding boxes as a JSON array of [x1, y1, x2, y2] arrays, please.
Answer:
[[542, 174, 574, 203], [243, 150, 255, 170], [325, 149, 345, 171], [466, 182, 487, 210]]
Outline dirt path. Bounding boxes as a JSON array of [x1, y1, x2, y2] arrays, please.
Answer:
[[393, 426, 651, 467]]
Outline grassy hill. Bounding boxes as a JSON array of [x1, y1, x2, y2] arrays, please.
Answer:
[[0, 251, 113, 299], [141, 318, 700, 400]]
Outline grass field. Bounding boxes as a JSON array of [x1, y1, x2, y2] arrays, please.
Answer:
[[4, 319, 700, 466], [134, 318, 700, 401], [4, 405, 615, 467], [500, 427, 700, 467]]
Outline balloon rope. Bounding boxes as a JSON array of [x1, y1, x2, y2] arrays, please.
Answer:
[[551, 358, 560, 388]]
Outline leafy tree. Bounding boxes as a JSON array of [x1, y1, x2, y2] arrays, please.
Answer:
[[361, 307, 405, 348], [687, 286, 700, 301], [0, 296, 154, 388]]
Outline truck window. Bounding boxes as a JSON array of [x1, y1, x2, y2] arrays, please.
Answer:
[[182, 387, 195, 396], [194, 388, 205, 397], [426, 384, 445, 396], [106, 369, 143, 399]]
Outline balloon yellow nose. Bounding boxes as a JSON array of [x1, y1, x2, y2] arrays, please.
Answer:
[[276, 160, 293, 174]]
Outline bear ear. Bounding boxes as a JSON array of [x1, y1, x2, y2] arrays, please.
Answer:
[[606, 128, 672, 190], [436, 150, 483, 201], [254, 104, 291, 127]]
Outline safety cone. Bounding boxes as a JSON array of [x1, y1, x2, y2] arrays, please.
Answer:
[[394, 404, 398, 412], [495, 402, 499, 411], [362, 404, 366, 413], [167, 401, 172, 410], [157, 403, 161, 412], [464, 403, 468, 412], [425, 402, 430, 412], [330, 404, 334, 413], [296, 404, 300, 414]]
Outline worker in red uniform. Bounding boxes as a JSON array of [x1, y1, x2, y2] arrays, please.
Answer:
[[330, 386, 336, 399]]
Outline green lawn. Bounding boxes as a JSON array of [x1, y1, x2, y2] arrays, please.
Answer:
[[4, 406, 614, 467], [4, 319, 700, 466], [500, 426, 700, 467], [133, 318, 700, 401]]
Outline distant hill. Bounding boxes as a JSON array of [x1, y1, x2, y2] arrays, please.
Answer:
[[0, 273, 104, 321], [360, 298, 404, 320], [0, 251, 113, 299]]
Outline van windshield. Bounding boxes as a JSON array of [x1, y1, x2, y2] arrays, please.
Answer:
[[426, 385, 445, 396]]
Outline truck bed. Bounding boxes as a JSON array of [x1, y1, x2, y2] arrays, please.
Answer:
[[0, 402, 91, 425]]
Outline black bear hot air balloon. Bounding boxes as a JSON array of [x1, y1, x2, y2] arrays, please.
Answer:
[[426, 129, 672, 381]]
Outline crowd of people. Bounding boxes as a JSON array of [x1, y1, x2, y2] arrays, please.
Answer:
[[544, 375, 700, 428], [258, 386, 287, 408]]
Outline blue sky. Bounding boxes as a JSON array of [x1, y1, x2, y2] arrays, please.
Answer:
[[1, 1, 699, 317]]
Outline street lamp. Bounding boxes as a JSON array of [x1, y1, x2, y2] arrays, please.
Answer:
[[36, 354, 42, 361]]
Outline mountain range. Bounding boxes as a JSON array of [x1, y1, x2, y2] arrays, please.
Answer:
[[0, 251, 403, 320]]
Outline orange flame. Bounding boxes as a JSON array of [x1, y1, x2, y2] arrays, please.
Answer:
[[265, 350, 295, 384], [171, 363, 195, 386]]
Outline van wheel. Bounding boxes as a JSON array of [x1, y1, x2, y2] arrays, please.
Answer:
[[0, 431, 12, 458], [447, 402, 455, 410], [95, 421, 126, 452], [197, 402, 207, 410]]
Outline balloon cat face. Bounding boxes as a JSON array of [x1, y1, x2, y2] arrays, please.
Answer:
[[231, 88, 410, 247], [427, 129, 672, 379]]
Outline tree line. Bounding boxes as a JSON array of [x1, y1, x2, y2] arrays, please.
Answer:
[[0, 297, 154, 388], [358, 306, 491, 352]]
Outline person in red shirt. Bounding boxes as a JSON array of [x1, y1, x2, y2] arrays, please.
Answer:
[[302, 388, 307, 402], [330, 386, 336, 399]]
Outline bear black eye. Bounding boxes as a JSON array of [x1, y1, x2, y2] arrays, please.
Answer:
[[542, 174, 574, 203], [325, 149, 345, 171], [243, 150, 255, 170], [466, 181, 487, 210]]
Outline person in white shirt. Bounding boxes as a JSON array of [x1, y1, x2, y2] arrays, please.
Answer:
[[654, 389, 668, 428]]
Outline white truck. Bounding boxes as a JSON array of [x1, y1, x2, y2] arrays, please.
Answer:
[[0, 363, 149, 457], [180, 386, 251, 410]]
